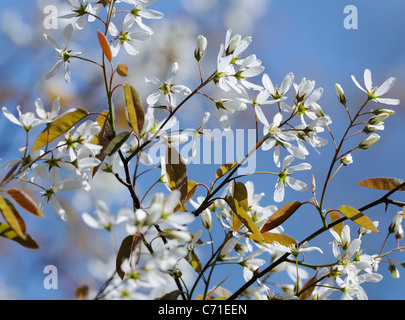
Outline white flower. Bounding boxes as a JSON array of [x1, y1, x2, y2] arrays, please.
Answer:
[[59, 0, 96, 30], [145, 191, 194, 229], [293, 78, 316, 102], [44, 24, 83, 83], [145, 62, 191, 108], [40, 168, 85, 221], [35, 97, 61, 124], [2, 105, 42, 131], [272, 241, 323, 257], [81, 200, 128, 230], [256, 110, 305, 165], [230, 54, 265, 93], [351, 69, 400, 105], [262, 72, 294, 102], [295, 116, 329, 154], [222, 29, 252, 57], [340, 154, 353, 166], [109, 21, 151, 57], [120, 0, 164, 34], [214, 98, 247, 131], [58, 120, 102, 161], [241, 250, 266, 281], [274, 155, 311, 203]]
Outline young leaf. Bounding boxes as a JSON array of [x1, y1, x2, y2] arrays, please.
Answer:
[[338, 205, 379, 233], [116, 234, 141, 280], [225, 195, 264, 242], [356, 177, 405, 191], [249, 232, 297, 247], [105, 131, 131, 156], [260, 201, 302, 233], [32, 108, 88, 151], [184, 249, 202, 273], [97, 29, 112, 62], [215, 162, 237, 180], [173, 180, 198, 213], [0, 196, 26, 239], [165, 145, 188, 204], [158, 290, 182, 300], [329, 210, 344, 237], [91, 110, 113, 176], [116, 63, 128, 77], [124, 83, 145, 136], [231, 181, 248, 232], [298, 275, 318, 300], [7, 189, 43, 217], [0, 223, 39, 249]]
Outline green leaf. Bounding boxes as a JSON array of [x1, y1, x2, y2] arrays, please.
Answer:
[[32, 108, 88, 151], [184, 249, 202, 273], [338, 205, 379, 233], [250, 232, 297, 247], [0, 223, 39, 249], [7, 189, 43, 217], [165, 145, 188, 204], [329, 210, 344, 237], [356, 177, 405, 191], [105, 131, 131, 156], [174, 180, 198, 213], [225, 195, 264, 242], [124, 83, 145, 136], [97, 29, 112, 62], [0, 196, 26, 239], [215, 162, 237, 180], [260, 201, 302, 233], [116, 235, 141, 280], [231, 181, 248, 232]]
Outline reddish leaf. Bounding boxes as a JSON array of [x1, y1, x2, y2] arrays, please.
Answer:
[[261, 201, 302, 233], [7, 189, 43, 217], [97, 29, 112, 62], [116, 235, 142, 280], [356, 177, 405, 191]]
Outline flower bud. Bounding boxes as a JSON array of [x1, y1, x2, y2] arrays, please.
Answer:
[[396, 224, 404, 241], [340, 154, 353, 166], [335, 83, 347, 105], [389, 211, 403, 234], [363, 124, 384, 134], [194, 35, 207, 61], [226, 34, 242, 55], [201, 209, 212, 230], [357, 133, 380, 150], [368, 113, 389, 125], [372, 108, 395, 115], [389, 264, 400, 279]]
